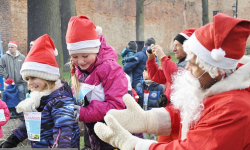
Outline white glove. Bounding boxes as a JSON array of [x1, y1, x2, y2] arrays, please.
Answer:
[[16, 98, 38, 113], [107, 94, 157, 134], [94, 114, 143, 150]]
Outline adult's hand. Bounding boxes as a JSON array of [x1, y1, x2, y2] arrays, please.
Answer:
[[146, 45, 155, 60], [151, 44, 166, 60], [107, 94, 157, 134]]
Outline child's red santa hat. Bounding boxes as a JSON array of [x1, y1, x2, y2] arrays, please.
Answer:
[[30, 40, 35, 45], [20, 34, 60, 81], [185, 13, 250, 69], [8, 41, 18, 47], [174, 28, 196, 45], [4, 78, 15, 87], [66, 15, 102, 55]]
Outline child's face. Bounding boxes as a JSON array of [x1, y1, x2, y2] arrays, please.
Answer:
[[26, 77, 46, 92], [143, 70, 149, 80], [71, 53, 97, 70]]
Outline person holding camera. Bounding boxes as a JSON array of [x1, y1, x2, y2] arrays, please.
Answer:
[[146, 28, 196, 143], [123, 37, 157, 89]]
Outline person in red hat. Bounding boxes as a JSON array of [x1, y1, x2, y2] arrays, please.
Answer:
[[0, 41, 26, 106], [2, 78, 19, 117], [94, 13, 250, 150], [0, 34, 80, 148], [145, 28, 196, 143], [66, 15, 128, 150]]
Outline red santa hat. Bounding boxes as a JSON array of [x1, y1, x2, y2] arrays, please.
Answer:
[[4, 78, 15, 87], [30, 40, 35, 45], [185, 13, 250, 70], [174, 28, 196, 45], [66, 15, 102, 55], [8, 41, 18, 47], [20, 34, 60, 81]]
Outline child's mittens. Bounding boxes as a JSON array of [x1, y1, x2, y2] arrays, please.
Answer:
[[16, 98, 38, 113]]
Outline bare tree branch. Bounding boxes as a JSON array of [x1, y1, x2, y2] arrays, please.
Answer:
[[144, 0, 154, 6]]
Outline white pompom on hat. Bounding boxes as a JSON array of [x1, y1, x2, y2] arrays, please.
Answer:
[[20, 34, 60, 81], [66, 15, 102, 55], [185, 13, 250, 69]]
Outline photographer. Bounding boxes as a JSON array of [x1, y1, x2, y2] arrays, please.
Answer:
[[123, 37, 158, 89], [146, 28, 196, 143]]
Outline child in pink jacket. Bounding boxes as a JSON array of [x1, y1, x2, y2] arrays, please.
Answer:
[[0, 99, 10, 138]]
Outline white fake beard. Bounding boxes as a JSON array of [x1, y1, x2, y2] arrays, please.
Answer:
[[171, 70, 205, 129]]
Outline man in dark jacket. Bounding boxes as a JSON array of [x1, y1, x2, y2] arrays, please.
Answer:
[[123, 37, 157, 89]]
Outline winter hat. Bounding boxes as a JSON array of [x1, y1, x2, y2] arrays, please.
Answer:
[[66, 15, 102, 55], [128, 41, 138, 52], [4, 78, 15, 87], [8, 41, 18, 47], [20, 34, 60, 81], [144, 37, 155, 46], [185, 13, 250, 70], [174, 28, 196, 45], [30, 40, 35, 45]]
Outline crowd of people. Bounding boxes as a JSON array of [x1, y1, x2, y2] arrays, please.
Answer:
[[0, 12, 250, 150]]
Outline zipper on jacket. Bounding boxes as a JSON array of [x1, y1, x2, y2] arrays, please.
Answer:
[[52, 128, 61, 148]]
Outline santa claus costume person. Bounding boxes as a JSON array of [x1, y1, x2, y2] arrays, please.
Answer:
[[94, 13, 250, 150]]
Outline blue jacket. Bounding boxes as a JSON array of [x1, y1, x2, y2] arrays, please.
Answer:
[[2, 84, 19, 108], [136, 81, 164, 110], [12, 81, 80, 148], [124, 46, 157, 88]]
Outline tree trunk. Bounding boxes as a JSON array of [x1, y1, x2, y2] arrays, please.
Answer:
[[202, 0, 209, 25], [136, 0, 145, 41], [28, 0, 64, 78], [60, 0, 76, 65]]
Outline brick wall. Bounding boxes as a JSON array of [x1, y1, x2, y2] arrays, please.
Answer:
[[1, 0, 250, 55], [0, 0, 12, 53], [75, 0, 203, 53], [10, 0, 27, 55]]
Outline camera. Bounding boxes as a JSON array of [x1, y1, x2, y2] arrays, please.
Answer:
[[147, 46, 152, 54]]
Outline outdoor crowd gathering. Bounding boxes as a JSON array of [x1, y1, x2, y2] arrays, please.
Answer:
[[0, 7, 250, 150]]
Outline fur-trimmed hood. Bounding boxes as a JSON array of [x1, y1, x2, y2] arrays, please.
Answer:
[[204, 56, 250, 97]]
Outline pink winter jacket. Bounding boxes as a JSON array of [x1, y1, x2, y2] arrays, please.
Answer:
[[75, 35, 128, 123], [0, 100, 10, 138]]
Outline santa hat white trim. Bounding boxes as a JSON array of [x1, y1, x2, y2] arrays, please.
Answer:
[[20, 62, 60, 81], [185, 34, 239, 69], [180, 33, 190, 40], [67, 39, 101, 51], [68, 47, 100, 55], [8, 43, 17, 47]]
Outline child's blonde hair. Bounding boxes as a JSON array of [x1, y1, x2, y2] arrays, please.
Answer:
[[70, 59, 80, 99], [26, 76, 56, 91]]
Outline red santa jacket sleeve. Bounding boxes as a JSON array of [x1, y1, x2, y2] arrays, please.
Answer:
[[147, 91, 250, 150]]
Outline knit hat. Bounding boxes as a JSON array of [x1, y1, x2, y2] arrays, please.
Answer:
[[144, 37, 155, 46], [174, 28, 196, 45], [20, 34, 60, 81], [4, 78, 15, 87], [66, 16, 102, 55], [8, 41, 18, 47], [128, 41, 138, 52], [185, 13, 250, 70]]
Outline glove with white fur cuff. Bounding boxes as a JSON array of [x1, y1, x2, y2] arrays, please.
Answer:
[[107, 94, 157, 134], [95, 114, 156, 150], [16, 98, 38, 113]]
